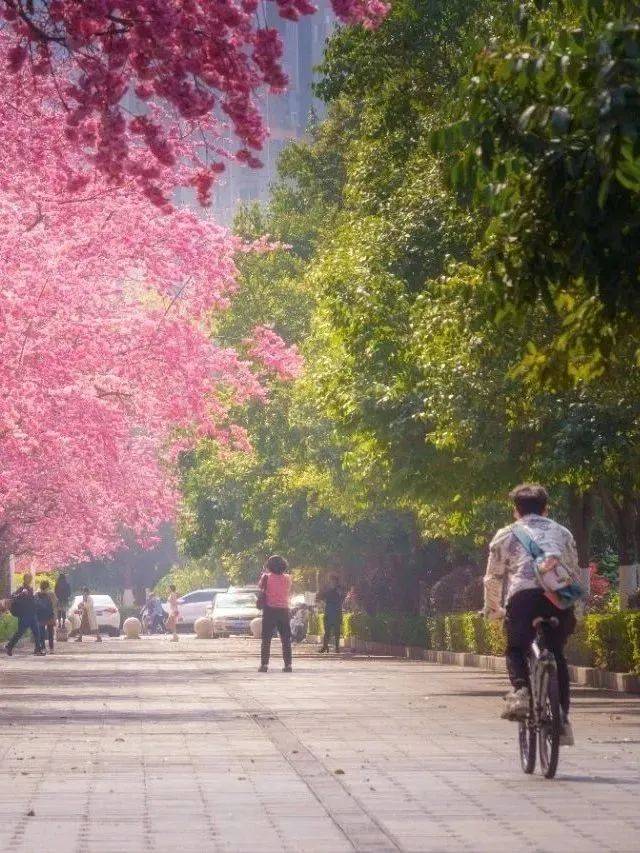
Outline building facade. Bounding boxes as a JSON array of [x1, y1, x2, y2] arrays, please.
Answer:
[[211, 1, 335, 224]]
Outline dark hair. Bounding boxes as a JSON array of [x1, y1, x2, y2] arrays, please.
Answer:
[[82, 586, 90, 595], [265, 554, 288, 575], [40, 580, 50, 591], [509, 483, 548, 516]]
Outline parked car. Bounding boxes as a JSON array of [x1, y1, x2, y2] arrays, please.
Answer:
[[67, 594, 120, 636], [164, 588, 227, 631], [210, 590, 260, 636]]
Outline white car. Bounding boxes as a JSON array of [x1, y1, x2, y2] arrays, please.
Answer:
[[67, 594, 121, 636], [210, 590, 260, 636], [165, 588, 227, 631]]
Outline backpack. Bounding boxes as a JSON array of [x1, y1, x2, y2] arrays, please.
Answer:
[[512, 524, 585, 609], [9, 588, 28, 618]]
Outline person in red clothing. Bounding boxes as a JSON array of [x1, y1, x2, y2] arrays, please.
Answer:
[[258, 555, 293, 673]]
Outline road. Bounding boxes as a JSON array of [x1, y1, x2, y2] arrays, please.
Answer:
[[1, 636, 638, 852]]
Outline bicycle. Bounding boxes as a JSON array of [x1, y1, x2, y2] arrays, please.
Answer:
[[518, 616, 562, 779]]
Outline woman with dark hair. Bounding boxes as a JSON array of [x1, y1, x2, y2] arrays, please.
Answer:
[[258, 555, 292, 673]]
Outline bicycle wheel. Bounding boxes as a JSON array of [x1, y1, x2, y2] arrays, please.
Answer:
[[538, 666, 561, 779], [518, 719, 536, 774]]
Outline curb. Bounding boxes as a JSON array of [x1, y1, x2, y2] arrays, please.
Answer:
[[308, 635, 640, 694]]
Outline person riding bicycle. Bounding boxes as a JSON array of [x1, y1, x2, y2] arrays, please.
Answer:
[[483, 483, 578, 746]]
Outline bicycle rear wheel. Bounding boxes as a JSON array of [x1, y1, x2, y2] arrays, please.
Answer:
[[538, 666, 561, 779]]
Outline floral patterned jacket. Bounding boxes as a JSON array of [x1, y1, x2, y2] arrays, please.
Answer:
[[483, 514, 580, 618]]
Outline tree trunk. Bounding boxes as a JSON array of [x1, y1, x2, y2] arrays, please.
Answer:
[[567, 488, 593, 567], [598, 486, 637, 565], [0, 550, 10, 599]]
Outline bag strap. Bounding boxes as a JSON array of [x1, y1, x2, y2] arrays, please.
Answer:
[[511, 524, 544, 559]]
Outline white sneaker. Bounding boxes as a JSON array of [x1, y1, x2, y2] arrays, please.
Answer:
[[501, 687, 530, 720], [559, 720, 575, 746]]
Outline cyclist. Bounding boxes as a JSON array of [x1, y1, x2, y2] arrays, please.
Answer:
[[483, 483, 577, 745]]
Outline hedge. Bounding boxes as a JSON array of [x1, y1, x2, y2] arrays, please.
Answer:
[[627, 613, 640, 675], [584, 613, 633, 672], [308, 609, 639, 673], [0, 612, 18, 642]]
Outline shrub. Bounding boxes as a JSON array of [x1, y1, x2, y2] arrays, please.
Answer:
[[626, 613, 640, 675], [427, 615, 446, 650], [0, 613, 18, 642], [308, 612, 323, 636], [370, 614, 396, 644], [486, 619, 507, 656], [584, 613, 633, 672], [396, 615, 428, 648], [348, 612, 372, 640], [461, 612, 490, 654], [565, 621, 594, 667], [444, 614, 466, 652]]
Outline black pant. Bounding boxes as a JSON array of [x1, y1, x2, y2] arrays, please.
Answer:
[[261, 606, 292, 667], [57, 604, 68, 627], [322, 614, 342, 651], [41, 622, 54, 651], [505, 588, 576, 715], [7, 613, 42, 651]]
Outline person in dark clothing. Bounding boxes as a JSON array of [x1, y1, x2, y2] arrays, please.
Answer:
[[6, 573, 44, 656], [259, 555, 293, 673], [36, 580, 57, 653], [54, 572, 71, 628], [318, 573, 343, 653]]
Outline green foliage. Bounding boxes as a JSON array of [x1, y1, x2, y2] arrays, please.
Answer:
[[444, 614, 467, 651], [584, 613, 634, 671], [461, 612, 491, 654], [486, 620, 507, 656], [14, 571, 58, 590], [344, 612, 368, 640], [427, 615, 446, 650], [565, 621, 594, 667], [154, 560, 228, 598], [0, 613, 18, 642], [626, 613, 640, 674], [308, 612, 324, 636], [436, 0, 640, 376]]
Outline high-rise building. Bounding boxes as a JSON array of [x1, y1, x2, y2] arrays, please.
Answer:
[[210, 1, 336, 225]]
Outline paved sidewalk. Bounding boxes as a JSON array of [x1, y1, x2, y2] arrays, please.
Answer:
[[0, 636, 638, 853]]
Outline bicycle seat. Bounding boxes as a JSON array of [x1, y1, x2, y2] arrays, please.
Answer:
[[532, 616, 559, 628]]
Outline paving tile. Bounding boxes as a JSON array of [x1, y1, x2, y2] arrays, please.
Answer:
[[0, 635, 638, 853]]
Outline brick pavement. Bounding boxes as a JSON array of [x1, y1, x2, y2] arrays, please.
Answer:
[[0, 636, 638, 853]]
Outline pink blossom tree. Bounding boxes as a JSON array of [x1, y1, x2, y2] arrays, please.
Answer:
[[1, 0, 388, 206], [0, 54, 300, 583]]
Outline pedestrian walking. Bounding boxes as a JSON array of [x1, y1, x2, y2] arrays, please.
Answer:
[[167, 584, 180, 642], [5, 573, 45, 656], [318, 573, 343, 653], [258, 555, 292, 673], [54, 572, 71, 628], [36, 580, 57, 653], [75, 587, 102, 643]]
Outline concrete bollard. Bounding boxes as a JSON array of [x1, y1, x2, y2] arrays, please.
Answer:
[[194, 616, 213, 639], [250, 617, 262, 639], [123, 617, 141, 639]]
